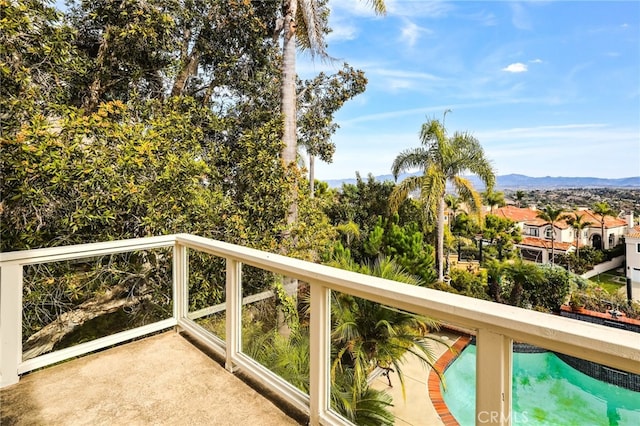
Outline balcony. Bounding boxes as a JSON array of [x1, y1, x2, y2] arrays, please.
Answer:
[[2, 234, 639, 425]]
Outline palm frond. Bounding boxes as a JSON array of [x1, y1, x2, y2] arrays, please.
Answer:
[[296, 0, 328, 58], [390, 147, 430, 179]]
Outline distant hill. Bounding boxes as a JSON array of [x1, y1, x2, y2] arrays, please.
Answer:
[[324, 173, 640, 189]]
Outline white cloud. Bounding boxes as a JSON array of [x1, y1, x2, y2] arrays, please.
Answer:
[[375, 69, 440, 81], [401, 20, 422, 48], [529, 58, 543, 63], [386, 0, 454, 18], [502, 63, 528, 73], [510, 3, 532, 30], [326, 22, 358, 43]]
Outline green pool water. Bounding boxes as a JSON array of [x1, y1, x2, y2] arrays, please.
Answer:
[[441, 345, 640, 425]]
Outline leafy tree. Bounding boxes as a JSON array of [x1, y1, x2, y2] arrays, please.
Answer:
[[297, 64, 367, 196], [326, 173, 394, 233], [482, 214, 521, 261], [448, 268, 489, 300], [535, 266, 572, 311], [505, 260, 544, 307], [0, 0, 82, 132], [592, 201, 615, 251], [390, 115, 495, 282], [363, 219, 437, 284], [536, 205, 565, 265]]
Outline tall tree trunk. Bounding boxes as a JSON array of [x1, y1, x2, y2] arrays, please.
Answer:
[[281, 0, 298, 226], [278, 1, 299, 338], [85, 26, 111, 111], [281, 0, 298, 169], [171, 51, 200, 97], [309, 154, 315, 198], [437, 196, 445, 282]]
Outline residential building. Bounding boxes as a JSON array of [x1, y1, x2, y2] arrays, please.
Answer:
[[492, 206, 630, 263], [625, 224, 640, 302]]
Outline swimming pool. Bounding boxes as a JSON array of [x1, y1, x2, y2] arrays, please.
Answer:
[[442, 345, 640, 425]]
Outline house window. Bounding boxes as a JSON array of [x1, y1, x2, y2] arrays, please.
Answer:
[[636, 243, 640, 253], [528, 228, 539, 237], [545, 227, 553, 239], [609, 234, 615, 247]]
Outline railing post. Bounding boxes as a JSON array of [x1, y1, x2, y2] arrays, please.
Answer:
[[225, 259, 241, 372], [309, 284, 331, 426], [173, 243, 188, 324], [476, 328, 513, 426], [1, 264, 23, 387]]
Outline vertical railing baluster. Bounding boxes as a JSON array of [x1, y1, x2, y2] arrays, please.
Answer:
[[225, 259, 241, 372], [173, 243, 189, 324], [309, 283, 331, 426], [0, 264, 23, 387], [476, 328, 513, 426]]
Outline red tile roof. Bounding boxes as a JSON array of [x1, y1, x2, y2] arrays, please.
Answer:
[[519, 237, 573, 252], [628, 226, 640, 239], [579, 210, 628, 228], [494, 207, 628, 231], [493, 206, 539, 222]]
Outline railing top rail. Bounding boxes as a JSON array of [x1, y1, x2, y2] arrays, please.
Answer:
[[175, 234, 640, 374], [0, 235, 177, 266]]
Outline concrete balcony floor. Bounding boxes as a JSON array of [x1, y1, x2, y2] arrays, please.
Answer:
[[0, 332, 302, 425]]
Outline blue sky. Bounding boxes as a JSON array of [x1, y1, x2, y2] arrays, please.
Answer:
[[298, 0, 640, 180]]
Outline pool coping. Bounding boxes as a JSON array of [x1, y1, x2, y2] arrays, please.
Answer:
[[427, 334, 473, 426]]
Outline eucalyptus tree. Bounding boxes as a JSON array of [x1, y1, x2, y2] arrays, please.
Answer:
[[297, 65, 367, 196], [592, 201, 615, 250], [390, 116, 496, 282], [536, 205, 565, 265], [563, 212, 592, 261]]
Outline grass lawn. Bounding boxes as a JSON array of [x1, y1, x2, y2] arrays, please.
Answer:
[[589, 270, 626, 295]]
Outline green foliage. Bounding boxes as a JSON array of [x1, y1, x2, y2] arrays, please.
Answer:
[[449, 268, 490, 300], [1, 99, 229, 250], [297, 64, 367, 162], [482, 214, 521, 261], [0, 0, 83, 131], [363, 219, 437, 284], [489, 260, 572, 311], [390, 115, 496, 280]]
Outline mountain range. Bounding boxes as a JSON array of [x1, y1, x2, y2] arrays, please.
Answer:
[[323, 173, 640, 190]]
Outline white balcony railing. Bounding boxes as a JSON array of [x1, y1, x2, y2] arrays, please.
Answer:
[[1, 234, 639, 426]]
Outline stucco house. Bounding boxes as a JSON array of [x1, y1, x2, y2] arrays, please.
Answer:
[[625, 224, 640, 302], [492, 206, 630, 263]]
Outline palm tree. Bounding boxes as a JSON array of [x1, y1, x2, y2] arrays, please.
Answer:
[[280, 1, 386, 221], [327, 257, 442, 398], [536, 205, 565, 265], [390, 116, 496, 282], [483, 189, 506, 213], [444, 194, 460, 230], [592, 202, 615, 250], [563, 212, 592, 261], [515, 190, 526, 208]]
